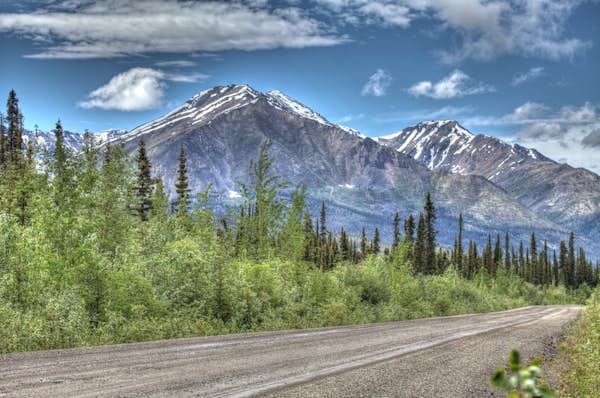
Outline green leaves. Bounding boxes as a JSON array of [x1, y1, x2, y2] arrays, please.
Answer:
[[491, 349, 556, 398]]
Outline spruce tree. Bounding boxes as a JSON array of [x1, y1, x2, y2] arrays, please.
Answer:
[[0, 112, 6, 169], [493, 233, 502, 273], [530, 232, 538, 283], [53, 119, 67, 178], [423, 193, 437, 274], [414, 213, 426, 274], [483, 234, 493, 274], [568, 232, 575, 288], [454, 213, 464, 271], [6, 89, 23, 165], [134, 139, 154, 221], [504, 232, 510, 270], [372, 227, 380, 254], [360, 226, 367, 258], [320, 201, 327, 246], [173, 145, 191, 214], [340, 227, 350, 261], [392, 212, 401, 252]]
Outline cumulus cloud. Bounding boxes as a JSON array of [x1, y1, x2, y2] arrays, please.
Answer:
[[512, 67, 544, 86], [361, 69, 392, 97], [0, 0, 344, 59], [78, 67, 206, 111], [408, 70, 494, 99], [315, 0, 590, 63]]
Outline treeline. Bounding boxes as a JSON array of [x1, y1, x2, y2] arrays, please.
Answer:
[[0, 90, 595, 353]]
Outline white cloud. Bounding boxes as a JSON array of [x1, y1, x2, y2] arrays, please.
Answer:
[[78, 67, 207, 111], [408, 69, 494, 99], [0, 0, 344, 59], [361, 69, 392, 97], [164, 72, 209, 83], [315, 0, 590, 63], [155, 60, 197, 68], [338, 113, 365, 123], [512, 67, 544, 86]]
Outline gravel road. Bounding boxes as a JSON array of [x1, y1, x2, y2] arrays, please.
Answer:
[[0, 305, 581, 397]]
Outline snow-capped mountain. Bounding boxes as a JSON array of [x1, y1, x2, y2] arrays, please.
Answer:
[[377, 120, 600, 242], [377, 120, 551, 178], [19, 86, 600, 255], [108, 84, 566, 253], [23, 129, 85, 154]]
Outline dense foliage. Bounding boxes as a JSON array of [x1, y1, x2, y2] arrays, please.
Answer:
[[0, 91, 596, 353], [558, 287, 600, 397]]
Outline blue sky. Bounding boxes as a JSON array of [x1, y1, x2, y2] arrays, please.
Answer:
[[1, 0, 599, 172]]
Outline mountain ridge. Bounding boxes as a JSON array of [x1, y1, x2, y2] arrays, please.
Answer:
[[21, 84, 600, 256]]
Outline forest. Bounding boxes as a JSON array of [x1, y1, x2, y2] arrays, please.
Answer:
[[0, 90, 597, 353]]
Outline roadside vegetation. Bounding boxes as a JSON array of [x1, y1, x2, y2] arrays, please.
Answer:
[[557, 287, 600, 397], [0, 90, 597, 353]]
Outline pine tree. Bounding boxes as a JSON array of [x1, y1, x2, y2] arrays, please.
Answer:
[[360, 226, 367, 258], [454, 213, 464, 271], [392, 212, 401, 252], [320, 201, 327, 246], [6, 89, 23, 166], [340, 227, 350, 261], [414, 213, 426, 274], [404, 214, 415, 262], [53, 119, 67, 178], [483, 234, 493, 274], [134, 139, 154, 221], [173, 145, 191, 214], [567, 232, 576, 288], [493, 233, 502, 274], [372, 227, 380, 254], [530, 232, 538, 284], [504, 232, 510, 270], [0, 112, 7, 169], [423, 193, 437, 274]]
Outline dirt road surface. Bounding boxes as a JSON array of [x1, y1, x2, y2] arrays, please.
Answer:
[[0, 305, 581, 397]]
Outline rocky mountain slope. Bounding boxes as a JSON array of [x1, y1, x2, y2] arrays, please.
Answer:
[[100, 84, 565, 250], [377, 121, 600, 243], [22, 86, 597, 255]]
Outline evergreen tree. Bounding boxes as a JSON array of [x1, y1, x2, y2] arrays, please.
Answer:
[[53, 119, 67, 178], [404, 214, 415, 261], [133, 139, 154, 221], [568, 232, 576, 288], [483, 234, 493, 274], [414, 213, 426, 274], [360, 226, 367, 257], [281, 185, 307, 260], [6, 89, 23, 165], [392, 211, 401, 252], [530, 232, 538, 283], [454, 213, 464, 271], [504, 232, 510, 270], [493, 233, 502, 273], [423, 193, 437, 274], [239, 140, 288, 259], [372, 227, 380, 254], [320, 201, 327, 246], [173, 145, 191, 214], [340, 227, 350, 261], [0, 112, 6, 168]]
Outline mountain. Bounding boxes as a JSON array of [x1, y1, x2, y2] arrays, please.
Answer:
[[376, 120, 600, 244], [21, 86, 598, 255], [23, 128, 127, 154], [98, 84, 567, 251]]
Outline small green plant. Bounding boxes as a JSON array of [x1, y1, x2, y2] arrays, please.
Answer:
[[491, 349, 556, 398]]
